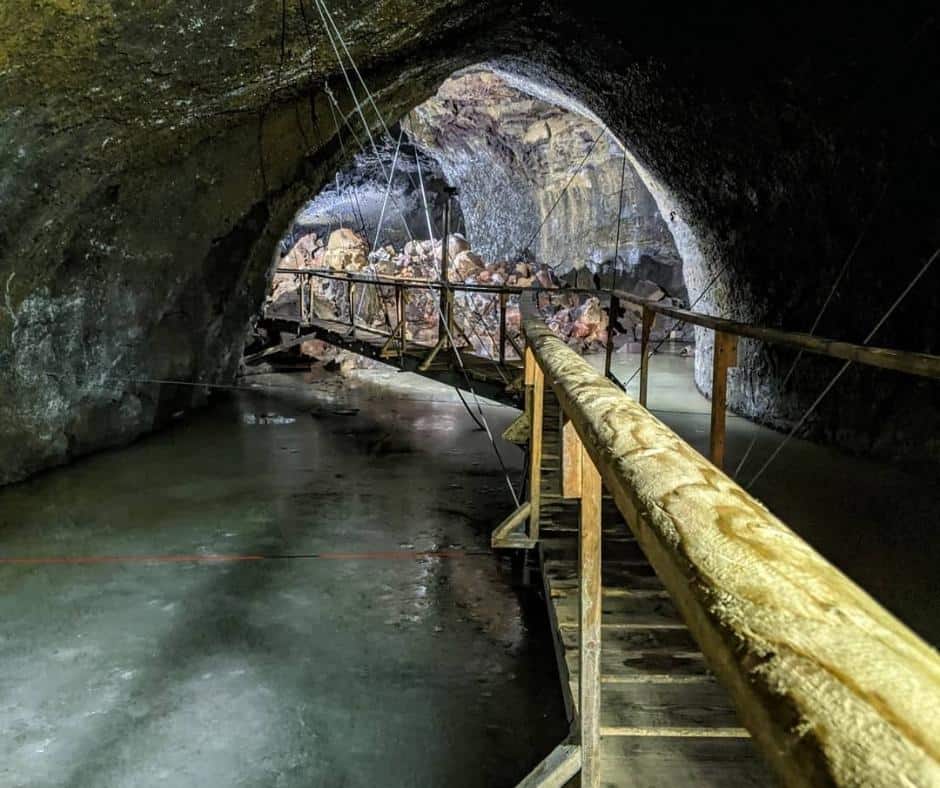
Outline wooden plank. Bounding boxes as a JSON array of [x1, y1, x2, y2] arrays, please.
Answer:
[[600, 736, 770, 787], [558, 623, 697, 653], [543, 560, 664, 591], [579, 444, 603, 788], [540, 537, 647, 565], [499, 290, 508, 366], [515, 743, 580, 788], [242, 331, 322, 364], [528, 346, 545, 541], [523, 312, 940, 787], [708, 331, 738, 468], [540, 545, 576, 722], [563, 640, 714, 681], [595, 680, 749, 730], [561, 418, 582, 499], [491, 501, 532, 548]]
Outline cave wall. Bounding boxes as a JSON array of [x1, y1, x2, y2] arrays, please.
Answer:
[[2, 1, 939, 484], [405, 68, 682, 279], [503, 3, 940, 466], [285, 140, 458, 253], [0, 0, 493, 484]]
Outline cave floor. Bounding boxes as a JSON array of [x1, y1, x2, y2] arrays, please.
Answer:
[[597, 350, 940, 646], [0, 376, 565, 788]]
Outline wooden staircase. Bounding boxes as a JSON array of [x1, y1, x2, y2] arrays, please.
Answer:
[[531, 387, 771, 786]]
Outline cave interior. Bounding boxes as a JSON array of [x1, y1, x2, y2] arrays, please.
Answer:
[[1, 2, 939, 786]]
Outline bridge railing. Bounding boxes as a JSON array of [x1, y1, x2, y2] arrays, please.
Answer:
[[514, 295, 940, 788], [276, 267, 940, 470], [275, 266, 605, 369], [276, 267, 940, 784]]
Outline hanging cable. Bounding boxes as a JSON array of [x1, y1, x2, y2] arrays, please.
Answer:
[[316, 0, 392, 141], [617, 258, 734, 389], [290, 1, 520, 503], [310, 0, 412, 240], [371, 128, 404, 253], [613, 153, 627, 266], [745, 244, 939, 489], [317, 0, 422, 193], [733, 180, 891, 479], [521, 126, 608, 264], [415, 146, 436, 241], [353, 128, 404, 322]]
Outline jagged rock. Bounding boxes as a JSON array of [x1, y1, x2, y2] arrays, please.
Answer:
[[574, 268, 596, 290], [451, 250, 484, 280], [324, 229, 368, 271], [535, 269, 555, 289], [633, 279, 665, 301], [448, 233, 470, 259], [432, 233, 469, 260]]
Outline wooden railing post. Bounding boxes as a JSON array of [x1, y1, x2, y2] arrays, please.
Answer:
[[347, 279, 355, 330], [604, 294, 618, 378], [525, 345, 544, 541], [397, 284, 406, 368], [561, 417, 582, 499], [579, 442, 602, 788], [499, 291, 508, 365], [521, 314, 940, 785], [709, 330, 738, 468], [638, 305, 654, 407]]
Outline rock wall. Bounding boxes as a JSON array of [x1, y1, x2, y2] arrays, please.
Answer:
[[282, 137, 460, 254], [2, 1, 938, 483], [406, 69, 683, 279], [0, 0, 492, 485]]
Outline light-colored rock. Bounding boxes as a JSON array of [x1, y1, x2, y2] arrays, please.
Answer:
[[451, 250, 484, 280], [324, 228, 368, 271]]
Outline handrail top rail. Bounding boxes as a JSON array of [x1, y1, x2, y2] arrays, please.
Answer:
[[281, 267, 940, 381], [519, 299, 940, 785], [609, 290, 940, 380]]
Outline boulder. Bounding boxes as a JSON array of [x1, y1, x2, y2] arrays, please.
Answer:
[[535, 269, 555, 289], [447, 233, 471, 259], [574, 267, 596, 290], [433, 233, 471, 262], [324, 228, 368, 271], [451, 250, 484, 280], [633, 278, 665, 301]]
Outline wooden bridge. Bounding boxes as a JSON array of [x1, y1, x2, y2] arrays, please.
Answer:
[[251, 268, 940, 787], [251, 269, 534, 406]]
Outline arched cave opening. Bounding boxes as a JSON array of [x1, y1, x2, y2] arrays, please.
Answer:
[[246, 66, 701, 384]]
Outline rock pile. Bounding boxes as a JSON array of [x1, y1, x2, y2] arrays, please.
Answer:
[[267, 228, 622, 359]]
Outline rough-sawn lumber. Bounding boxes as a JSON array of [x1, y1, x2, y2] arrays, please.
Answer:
[[523, 317, 940, 787]]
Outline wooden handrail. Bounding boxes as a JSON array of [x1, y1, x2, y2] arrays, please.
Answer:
[[521, 308, 940, 787], [613, 290, 940, 380], [284, 267, 940, 382]]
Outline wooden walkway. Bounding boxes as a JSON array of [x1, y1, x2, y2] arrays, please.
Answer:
[[535, 387, 771, 786], [256, 315, 522, 406]]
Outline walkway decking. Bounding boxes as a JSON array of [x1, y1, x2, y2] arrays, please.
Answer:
[[258, 315, 521, 406], [536, 387, 771, 786]]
